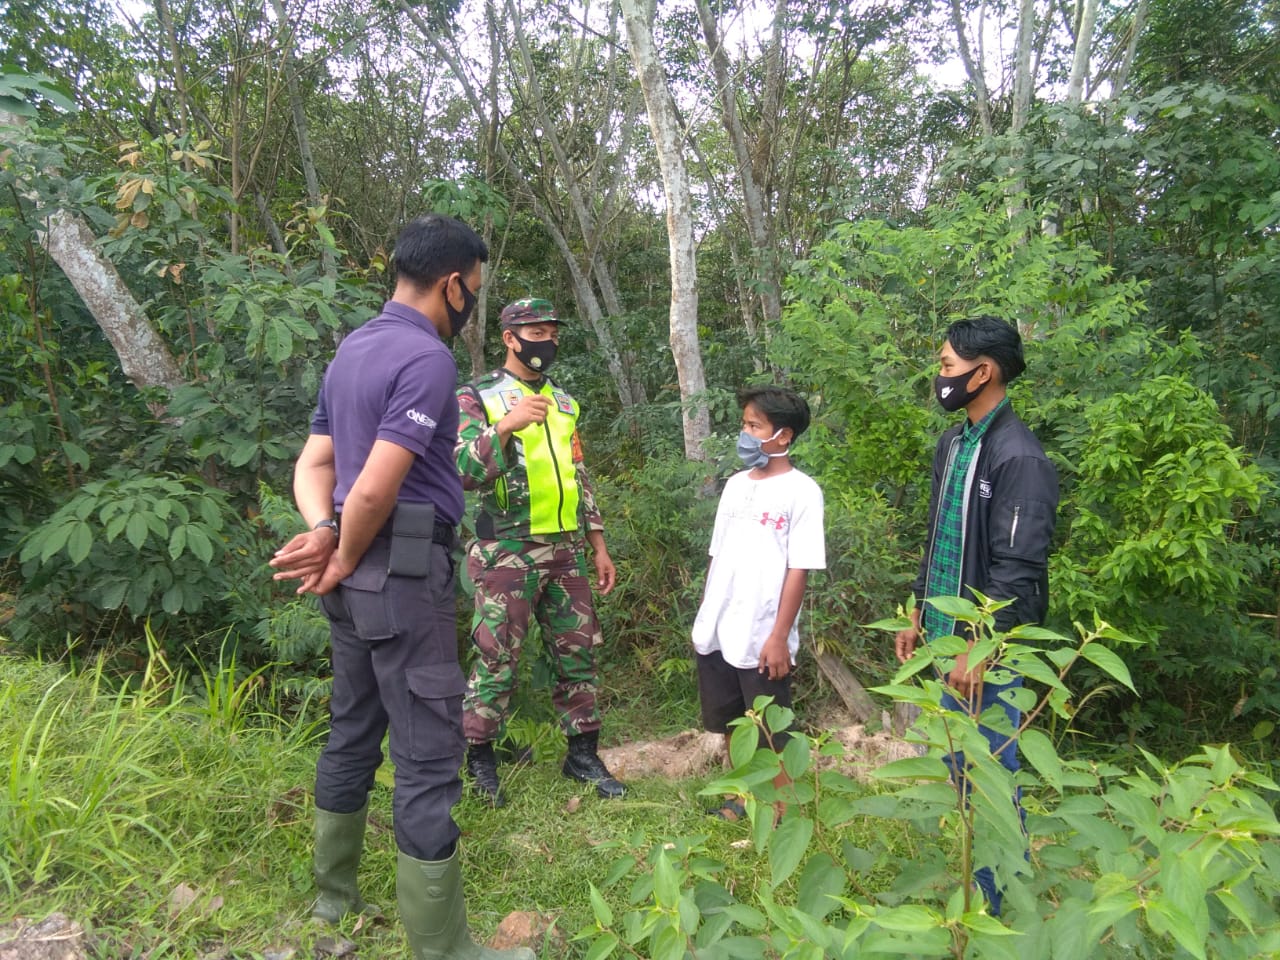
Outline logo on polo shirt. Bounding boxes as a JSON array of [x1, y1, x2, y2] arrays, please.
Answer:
[[406, 408, 437, 428]]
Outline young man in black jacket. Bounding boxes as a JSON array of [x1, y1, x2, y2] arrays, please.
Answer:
[[894, 315, 1059, 915]]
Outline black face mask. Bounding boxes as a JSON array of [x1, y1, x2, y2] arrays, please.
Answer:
[[934, 364, 988, 412], [445, 276, 477, 337], [513, 332, 558, 373]]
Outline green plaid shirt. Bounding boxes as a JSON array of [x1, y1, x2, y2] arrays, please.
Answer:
[[923, 398, 1008, 642]]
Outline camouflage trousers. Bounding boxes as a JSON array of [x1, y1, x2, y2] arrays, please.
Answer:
[[462, 537, 603, 743]]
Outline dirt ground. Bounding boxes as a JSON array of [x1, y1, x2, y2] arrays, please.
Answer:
[[598, 713, 921, 783]]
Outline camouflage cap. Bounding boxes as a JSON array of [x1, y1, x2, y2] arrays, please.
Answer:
[[500, 298, 559, 328]]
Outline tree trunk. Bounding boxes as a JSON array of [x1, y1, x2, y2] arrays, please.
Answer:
[[45, 212, 185, 392], [951, 0, 995, 137], [1065, 0, 1100, 106], [694, 0, 782, 334], [2, 108, 184, 395], [268, 0, 335, 280], [814, 649, 877, 723], [620, 0, 710, 460], [396, 0, 642, 409]]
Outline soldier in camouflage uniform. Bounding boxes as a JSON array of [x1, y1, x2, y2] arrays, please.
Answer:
[[455, 297, 626, 806]]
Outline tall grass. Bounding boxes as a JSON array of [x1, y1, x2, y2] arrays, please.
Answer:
[[1, 634, 892, 957]]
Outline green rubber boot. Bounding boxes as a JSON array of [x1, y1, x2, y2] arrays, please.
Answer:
[[396, 847, 536, 960], [312, 802, 379, 923]]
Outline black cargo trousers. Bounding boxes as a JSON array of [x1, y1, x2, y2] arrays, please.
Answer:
[[315, 529, 463, 861]]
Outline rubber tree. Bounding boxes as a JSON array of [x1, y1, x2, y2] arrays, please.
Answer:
[[620, 0, 710, 460]]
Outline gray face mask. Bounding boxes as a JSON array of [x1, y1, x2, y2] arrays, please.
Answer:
[[736, 428, 783, 469]]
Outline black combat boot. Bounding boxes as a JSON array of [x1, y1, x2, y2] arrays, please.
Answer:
[[465, 742, 505, 808], [561, 730, 626, 799]]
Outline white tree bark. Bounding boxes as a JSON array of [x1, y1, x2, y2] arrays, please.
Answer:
[[694, 0, 782, 334], [396, 0, 644, 408], [1107, 0, 1149, 105], [2, 109, 184, 394], [620, 0, 710, 460], [951, 0, 995, 137], [1065, 0, 1100, 106], [45, 212, 185, 392], [1010, 0, 1038, 137]]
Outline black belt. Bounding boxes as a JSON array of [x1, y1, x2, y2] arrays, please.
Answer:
[[340, 511, 456, 548]]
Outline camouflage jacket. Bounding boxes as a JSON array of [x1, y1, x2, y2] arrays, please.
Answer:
[[455, 368, 604, 542]]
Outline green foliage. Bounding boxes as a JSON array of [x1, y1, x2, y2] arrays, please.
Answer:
[[12, 470, 255, 651], [0, 640, 326, 940], [581, 602, 1280, 959], [776, 189, 1274, 742], [593, 454, 721, 655]]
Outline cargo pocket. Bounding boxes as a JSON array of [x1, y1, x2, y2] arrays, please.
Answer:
[[339, 555, 396, 640], [405, 665, 466, 761]]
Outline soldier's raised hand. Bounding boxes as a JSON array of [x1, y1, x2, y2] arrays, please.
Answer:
[[500, 394, 552, 434]]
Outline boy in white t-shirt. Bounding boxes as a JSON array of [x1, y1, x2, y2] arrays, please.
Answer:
[[692, 387, 826, 820]]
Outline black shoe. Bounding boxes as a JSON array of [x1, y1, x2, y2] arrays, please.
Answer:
[[562, 730, 626, 799], [466, 743, 506, 808]]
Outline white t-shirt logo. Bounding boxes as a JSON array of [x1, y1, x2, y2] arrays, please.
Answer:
[[406, 408, 437, 428], [759, 512, 788, 530]]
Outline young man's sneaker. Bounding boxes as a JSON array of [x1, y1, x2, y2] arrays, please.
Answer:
[[561, 730, 626, 799]]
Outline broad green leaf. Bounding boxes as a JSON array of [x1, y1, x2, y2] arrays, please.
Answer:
[[796, 853, 844, 919], [1143, 899, 1207, 960], [652, 851, 678, 907], [767, 816, 813, 888], [603, 856, 635, 888], [582, 933, 617, 960], [922, 594, 982, 621], [650, 923, 683, 960], [1077, 643, 1136, 693], [186, 526, 215, 564], [99, 579, 128, 610], [39, 520, 74, 563], [66, 521, 93, 565], [870, 903, 943, 933], [60, 440, 90, 470], [161, 583, 183, 615], [720, 904, 766, 930], [728, 721, 759, 769], [125, 512, 149, 550], [872, 755, 950, 781], [169, 525, 188, 560], [780, 734, 810, 780], [677, 891, 699, 934], [1018, 728, 1063, 791], [588, 883, 613, 927]]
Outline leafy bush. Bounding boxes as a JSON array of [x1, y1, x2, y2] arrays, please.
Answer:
[[579, 600, 1280, 959], [12, 469, 262, 656]]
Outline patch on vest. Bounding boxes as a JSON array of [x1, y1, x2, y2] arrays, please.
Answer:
[[979, 479, 993, 499], [552, 391, 574, 414], [500, 389, 523, 412]]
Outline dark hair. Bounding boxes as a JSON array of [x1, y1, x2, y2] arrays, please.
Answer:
[[738, 386, 811, 440], [392, 214, 489, 290], [945, 315, 1026, 383]]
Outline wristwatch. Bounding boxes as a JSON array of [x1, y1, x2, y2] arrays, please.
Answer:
[[313, 518, 339, 541]]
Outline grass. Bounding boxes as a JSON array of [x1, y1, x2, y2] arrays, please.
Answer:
[[0, 645, 891, 959]]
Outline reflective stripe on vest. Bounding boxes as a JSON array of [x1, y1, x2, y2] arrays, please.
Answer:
[[479, 375, 581, 535]]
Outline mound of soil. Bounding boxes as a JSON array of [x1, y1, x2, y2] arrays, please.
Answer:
[[599, 719, 920, 782]]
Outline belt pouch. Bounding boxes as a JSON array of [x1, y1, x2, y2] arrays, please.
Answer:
[[388, 502, 435, 578]]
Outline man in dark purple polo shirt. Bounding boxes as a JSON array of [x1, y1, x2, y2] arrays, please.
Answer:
[[271, 214, 533, 960]]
